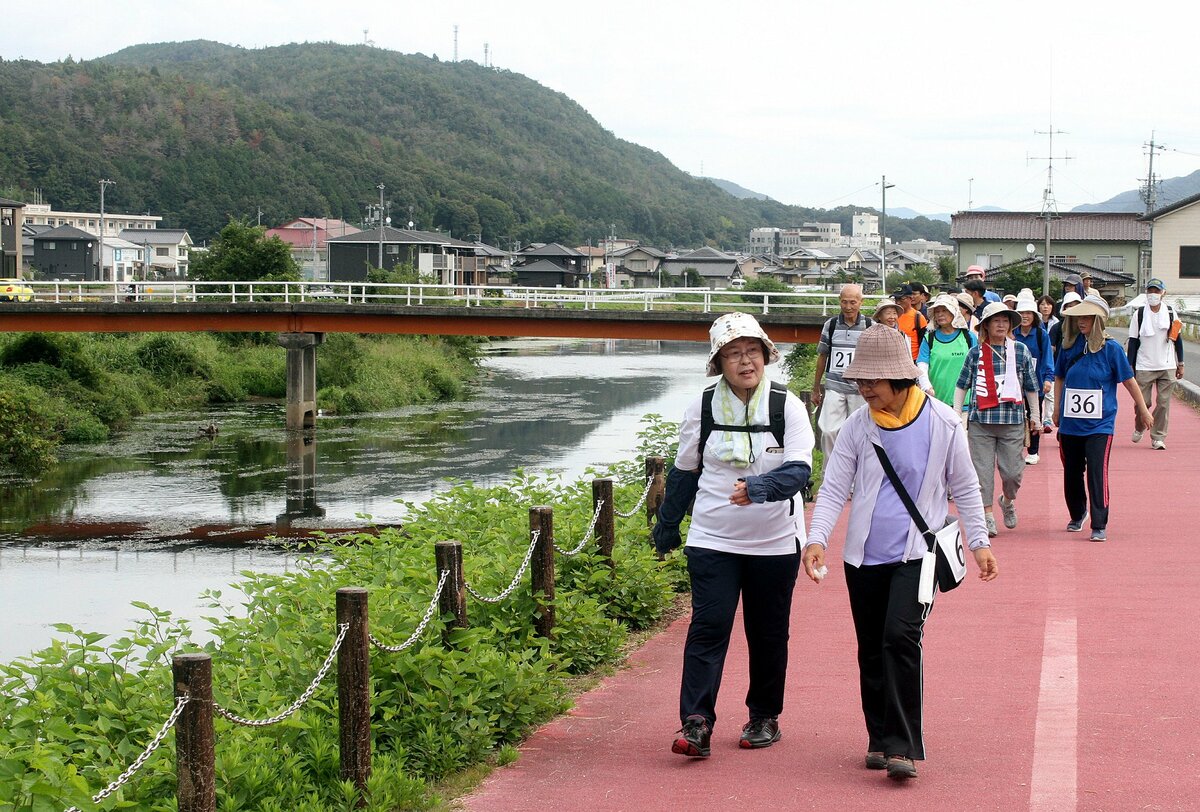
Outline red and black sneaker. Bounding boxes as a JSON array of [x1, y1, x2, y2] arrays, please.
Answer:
[[671, 714, 711, 758], [738, 716, 781, 749]]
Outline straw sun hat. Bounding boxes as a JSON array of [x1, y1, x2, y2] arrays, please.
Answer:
[[705, 312, 780, 376], [1061, 294, 1110, 319], [841, 324, 919, 381], [978, 301, 1021, 330]]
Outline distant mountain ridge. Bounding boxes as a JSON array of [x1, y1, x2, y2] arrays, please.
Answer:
[[0, 40, 949, 247], [702, 177, 772, 201], [1072, 169, 1200, 213]]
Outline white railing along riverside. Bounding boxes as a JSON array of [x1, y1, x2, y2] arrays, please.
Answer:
[[15, 280, 881, 316]]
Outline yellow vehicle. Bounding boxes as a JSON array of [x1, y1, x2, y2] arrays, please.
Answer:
[[0, 278, 33, 302]]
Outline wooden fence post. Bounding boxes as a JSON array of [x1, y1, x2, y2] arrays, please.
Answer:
[[336, 587, 371, 800], [173, 653, 215, 812], [530, 506, 556, 638], [435, 541, 468, 643], [593, 477, 615, 567], [645, 456, 665, 527]]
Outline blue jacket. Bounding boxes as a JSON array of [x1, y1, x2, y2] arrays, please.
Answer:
[[1013, 323, 1053, 388]]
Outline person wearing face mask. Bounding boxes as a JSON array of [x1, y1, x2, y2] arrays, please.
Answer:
[[1125, 279, 1184, 450]]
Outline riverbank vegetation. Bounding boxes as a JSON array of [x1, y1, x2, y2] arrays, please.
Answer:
[[0, 422, 685, 811], [0, 331, 480, 476]]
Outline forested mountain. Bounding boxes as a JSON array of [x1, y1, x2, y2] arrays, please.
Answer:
[[0, 41, 950, 248]]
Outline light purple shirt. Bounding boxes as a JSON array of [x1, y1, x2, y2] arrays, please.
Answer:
[[864, 403, 932, 565]]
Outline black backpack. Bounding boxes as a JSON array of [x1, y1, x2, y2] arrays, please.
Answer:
[[697, 381, 788, 474]]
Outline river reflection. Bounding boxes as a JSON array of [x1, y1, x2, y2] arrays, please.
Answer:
[[0, 338, 792, 660]]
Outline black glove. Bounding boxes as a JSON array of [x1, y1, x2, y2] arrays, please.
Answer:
[[652, 465, 701, 556], [652, 521, 683, 556]]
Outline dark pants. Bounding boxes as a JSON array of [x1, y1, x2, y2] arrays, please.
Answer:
[[1028, 393, 1046, 455], [1059, 432, 1112, 529], [844, 560, 929, 760], [679, 545, 800, 728]]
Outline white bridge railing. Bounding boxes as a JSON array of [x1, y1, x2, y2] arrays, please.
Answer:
[[14, 280, 871, 316]]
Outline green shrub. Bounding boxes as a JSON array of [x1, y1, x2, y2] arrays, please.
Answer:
[[136, 334, 214, 380], [0, 332, 100, 386], [0, 379, 58, 473]]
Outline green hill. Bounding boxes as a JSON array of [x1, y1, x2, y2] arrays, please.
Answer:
[[0, 41, 950, 248]]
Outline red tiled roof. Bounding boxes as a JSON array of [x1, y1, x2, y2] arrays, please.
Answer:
[[951, 211, 1150, 242], [266, 219, 361, 249]]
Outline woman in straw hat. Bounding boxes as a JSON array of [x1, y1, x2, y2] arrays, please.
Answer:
[[873, 297, 900, 329], [917, 293, 977, 406], [1012, 291, 1054, 464], [653, 312, 814, 757], [803, 324, 996, 781], [953, 301, 1041, 537], [1053, 295, 1154, 542]]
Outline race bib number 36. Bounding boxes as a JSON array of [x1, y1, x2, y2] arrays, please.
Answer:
[[831, 348, 855, 372], [1063, 388, 1103, 420]]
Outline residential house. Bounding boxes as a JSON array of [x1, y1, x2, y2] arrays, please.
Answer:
[[659, 247, 741, 289], [977, 257, 1135, 302], [1, 197, 25, 277], [1141, 191, 1200, 295], [950, 211, 1149, 288], [103, 237, 145, 282], [265, 218, 361, 281], [21, 223, 50, 275], [779, 247, 838, 285], [748, 224, 841, 254], [575, 245, 607, 275], [611, 245, 667, 288], [327, 227, 480, 284], [471, 241, 513, 285], [118, 229, 193, 278], [513, 243, 587, 287], [31, 225, 99, 280]]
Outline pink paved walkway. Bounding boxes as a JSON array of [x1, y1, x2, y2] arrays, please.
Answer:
[[461, 404, 1200, 812]]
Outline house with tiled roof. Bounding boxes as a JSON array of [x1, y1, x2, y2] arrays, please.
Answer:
[[514, 243, 587, 287], [117, 229, 194, 277], [266, 218, 360, 281], [950, 211, 1149, 288], [327, 226, 484, 284], [658, 247, 741, 289], [31, 225, 99, 280], [611, 245, 667, 288], [978, 257, 1134, 301], [1141, 191, 1200, 295]]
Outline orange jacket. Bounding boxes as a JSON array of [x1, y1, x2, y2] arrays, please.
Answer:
[[896, 309, 927, 360]]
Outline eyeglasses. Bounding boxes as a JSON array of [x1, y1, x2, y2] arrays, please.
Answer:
[[852, 378, 882, 389], [719, 346, 764, 364]]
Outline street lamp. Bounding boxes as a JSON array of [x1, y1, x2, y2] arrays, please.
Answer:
[[99, 179, 114, 281], [376, 183, 385, 272], [879, 175, 894, 292]]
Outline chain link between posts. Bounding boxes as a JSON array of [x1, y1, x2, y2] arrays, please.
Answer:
[[370, 569, 450, 653], [553, 499, 604, 556], [212, 623, 348, 727], [465, 530, 540, 603], [64, 694, 191, 812], [614, 476, 654, 518]]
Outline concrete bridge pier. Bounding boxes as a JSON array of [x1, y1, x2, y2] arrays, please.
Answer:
[[276, 432, 325, 531], [277, 332, 325, 431]]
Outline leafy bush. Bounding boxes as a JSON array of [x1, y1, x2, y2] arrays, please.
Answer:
[[0, 379, 58, 472]]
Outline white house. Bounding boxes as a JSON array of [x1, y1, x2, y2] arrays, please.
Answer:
[[102, 237, 145, 281], [118, 228, 193, 277], [1143, 191, 1200, 297]]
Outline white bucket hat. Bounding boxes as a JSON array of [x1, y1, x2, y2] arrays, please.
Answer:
[[706, 312, 780, 376], [978, 301, 1021, 330]]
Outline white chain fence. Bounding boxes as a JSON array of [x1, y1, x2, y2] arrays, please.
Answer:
[[213, 623, 348, 727], [465, 530, 540, 603], [614, 476, 655, 518], [64, 694, 190, 812], [370, 569, 450, 653], [553, 499, 604, 556]]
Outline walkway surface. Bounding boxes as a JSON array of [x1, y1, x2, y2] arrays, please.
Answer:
[[460, 399, 1200, 812]]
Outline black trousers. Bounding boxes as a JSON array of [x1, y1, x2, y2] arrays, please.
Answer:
[[1028, 393, 1046, 455], [1058, 432, 1112, 530], [679, 545, 800, 728], [844, 560, 929, 760]]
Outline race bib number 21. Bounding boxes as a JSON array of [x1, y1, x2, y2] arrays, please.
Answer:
[[1063, 388, 1103, 420], [831, 348, 855, 372]]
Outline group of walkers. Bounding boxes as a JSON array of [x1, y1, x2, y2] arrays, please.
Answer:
[[651, 272, 1185, 781]]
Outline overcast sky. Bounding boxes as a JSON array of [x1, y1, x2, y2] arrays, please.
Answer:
[[4, 0, 1199, 216]]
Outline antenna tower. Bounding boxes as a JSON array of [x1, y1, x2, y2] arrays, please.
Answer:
[[453, 25, 459, 62], [1029, 124, 1072, 295], [484, 42, 489, 67], [363, 29, 374, 47]]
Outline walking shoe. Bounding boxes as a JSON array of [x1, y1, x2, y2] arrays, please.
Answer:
[[1043, 422, 1054, 434], [1066, 513, 1087, 532], [1132, 429, 1143, 443], [1152, 439, 1166, 450], [672, 715, 711, 758], [999, 496, 1018, 529], [739, 716, 781, 749], [1090, 528, 1107, 542], [985, 514, 998, 537], [886, 755, 918, 780], [1025, 453, 1040, 465], [865, 751, 888, 770]]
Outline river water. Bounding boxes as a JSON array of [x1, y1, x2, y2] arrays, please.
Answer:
[[0, 338, 794, 662]]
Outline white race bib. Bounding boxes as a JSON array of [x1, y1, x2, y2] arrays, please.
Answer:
[[831, 347, 855, 372], [1063, 388, 1103, 420]]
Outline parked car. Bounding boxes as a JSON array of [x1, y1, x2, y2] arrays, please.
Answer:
[[0, 278, 33, 302]]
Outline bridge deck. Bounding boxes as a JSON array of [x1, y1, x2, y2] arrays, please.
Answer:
[[462, 404, 1200, 811]]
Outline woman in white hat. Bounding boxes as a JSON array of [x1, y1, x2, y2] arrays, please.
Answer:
[[953, 302, 1041, 537], [873, 298, 900, 329], [916, 293, 977, 406], [1053, 296, 1154, 542], [1012, 292, 1054, 464], [803, 324, 996, 781], [653, 312, 814, 757]]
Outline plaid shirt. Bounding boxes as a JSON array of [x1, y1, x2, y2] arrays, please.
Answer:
[[956, 341, 1038, 424]]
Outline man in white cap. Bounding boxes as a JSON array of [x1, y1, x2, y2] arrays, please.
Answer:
[[1126, 278, 1184, 449], [813, 283, 872, 460]]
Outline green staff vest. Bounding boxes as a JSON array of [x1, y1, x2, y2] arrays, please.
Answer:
[[926, 329, 972, 405]]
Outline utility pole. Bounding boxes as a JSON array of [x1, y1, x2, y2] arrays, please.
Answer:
[[968, 178, 974, 211], [99, 179, 114, 281], [453, 25, 459, 62], [377, 184, 385, 272], [1139, 133, 1165, 290], [1030, 126, 1071, 296], [256, 206, 263, 227], [880, 175, 894, 292]]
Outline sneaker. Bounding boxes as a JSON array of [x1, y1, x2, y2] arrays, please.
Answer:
[[1132, 429, 1143, 443], [1067, 513, 1087, 532], [999, 496, 1018, 529], [739, 716, 781, 749], [1151, 439, 1166, 450], [865, 751, 887, 770], [672, 715, 711, 758], [1090, 528, 1107, 542], [985, 514, 998, 537], [1025, 454, 1040, 465], [886, 755, 918, 780], [1042, 422, 1054, 434]]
